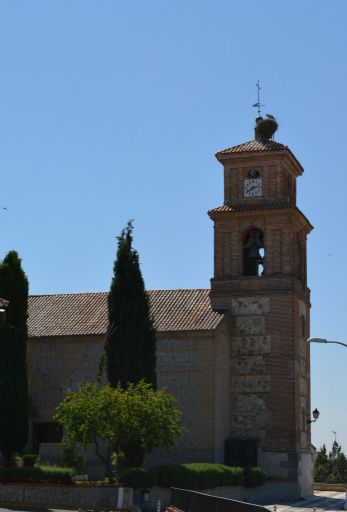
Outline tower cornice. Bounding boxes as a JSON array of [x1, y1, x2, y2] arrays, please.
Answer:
[[208, 205, 313, 233], [216, 143, 304, 176]]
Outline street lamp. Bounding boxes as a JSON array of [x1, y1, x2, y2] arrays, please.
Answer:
[[307, 337, 347, 349], [306, 337, 347, 427]]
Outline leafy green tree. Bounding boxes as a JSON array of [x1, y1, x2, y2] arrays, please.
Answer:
[[314, 444, 329, 481], [55, 381, 184, 476], [316, 444, 328, 466], [328, 441, 347, 482], [315, 442, 347, 482], [329, 441, 341, 465], [335, 451, 347, 481], [0, 251, 29, 467], [105, 220, 156, 388]]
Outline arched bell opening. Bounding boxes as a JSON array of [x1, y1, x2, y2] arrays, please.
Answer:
[[243, 229, 265, 276]]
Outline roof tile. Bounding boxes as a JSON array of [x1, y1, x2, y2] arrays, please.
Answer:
[[209, 200, 290, 213], [216, 139, 288, 156], [208, 204, 313, 230], [28, 289, 223, 338]]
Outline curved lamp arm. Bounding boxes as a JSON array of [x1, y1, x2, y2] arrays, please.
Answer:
[[307, 337, 347, 349]]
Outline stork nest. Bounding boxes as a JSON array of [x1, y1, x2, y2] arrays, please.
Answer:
[[255, 117, 278, 140]]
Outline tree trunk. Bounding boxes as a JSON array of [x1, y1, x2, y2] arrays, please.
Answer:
[[122, 444, 144, 467], [94, 440, 113, 478]]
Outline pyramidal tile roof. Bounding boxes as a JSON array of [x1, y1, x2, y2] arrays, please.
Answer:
[[216, 139, 288, 156], [28, 289, 223, 338]]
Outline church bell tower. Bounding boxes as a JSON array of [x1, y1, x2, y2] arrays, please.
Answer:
[[209, 117, 313, 496]]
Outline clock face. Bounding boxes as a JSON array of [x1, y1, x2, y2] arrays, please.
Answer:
[[244, 178, 262, 197]]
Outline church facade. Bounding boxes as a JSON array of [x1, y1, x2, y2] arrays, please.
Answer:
[[27, 118, 313, 496]]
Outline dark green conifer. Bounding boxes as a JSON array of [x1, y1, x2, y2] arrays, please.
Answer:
[[0, 251, 29, 466], [105, 221, 156, 388]]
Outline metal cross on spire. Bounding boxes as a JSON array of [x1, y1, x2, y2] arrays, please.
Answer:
[[252, 80, 265, 117]]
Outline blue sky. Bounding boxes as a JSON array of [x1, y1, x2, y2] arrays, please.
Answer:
[[1, 1, 347, 453]]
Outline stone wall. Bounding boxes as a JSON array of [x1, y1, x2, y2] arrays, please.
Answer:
[[30, 322, 229, 472], [28, 334, 105, 424], [145, 323, 229, 466], [0, 483, 133, 510], [0, 481, 301, 510], [229, 296, 271, 441]]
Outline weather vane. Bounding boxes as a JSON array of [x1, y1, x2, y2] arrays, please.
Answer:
[[252, 80, 265, 117]]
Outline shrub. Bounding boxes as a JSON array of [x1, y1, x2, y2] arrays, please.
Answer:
[[156, 464, 192, 489], [39, 466, 74, 484], [0, 466, 73, 484], [243, 467, 267, 487], [60, 443, 85, 473], [120, 467, 157, 488], [156, 463, 245, 490], [119, 463, 266, 490], [14, 455, 23, 467], [218, 465, 244, 486], [197, 464, 220, 489], [21, 454, 38, 468]]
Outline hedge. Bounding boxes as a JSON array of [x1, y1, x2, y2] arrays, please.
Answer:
[[21, 454, 38, 468], [120, 467, 158, 488], [0, 466, 73, 484], [121, 463, 266, 489], [243, 467, 267, 488]]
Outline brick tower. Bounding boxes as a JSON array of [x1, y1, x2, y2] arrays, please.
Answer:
[[209, 117, 313, 497]]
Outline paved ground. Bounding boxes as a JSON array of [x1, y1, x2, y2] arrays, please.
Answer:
[[0, 509, 74, 512], [0, 491, 345, 512], [267, 491, 346, 512]]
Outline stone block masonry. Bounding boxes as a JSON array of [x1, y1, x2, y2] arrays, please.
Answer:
[[0, 483, 133, 510]]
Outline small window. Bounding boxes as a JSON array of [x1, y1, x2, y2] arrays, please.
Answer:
[[243, 229, 264, 276]]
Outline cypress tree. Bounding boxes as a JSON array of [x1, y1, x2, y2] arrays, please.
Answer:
[[0, 251, 29, 466], [105, 221, 156, 389]]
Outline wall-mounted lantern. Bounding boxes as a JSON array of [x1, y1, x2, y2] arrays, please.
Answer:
[[307, 408, 320, 424]]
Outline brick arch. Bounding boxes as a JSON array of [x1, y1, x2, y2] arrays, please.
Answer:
[[238, 221, 266, 241]]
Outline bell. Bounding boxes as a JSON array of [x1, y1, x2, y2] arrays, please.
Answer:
[[247, 244, 261, 259]]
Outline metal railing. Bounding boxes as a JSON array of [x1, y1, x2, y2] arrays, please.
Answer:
[[171, 488, 268, 512]]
